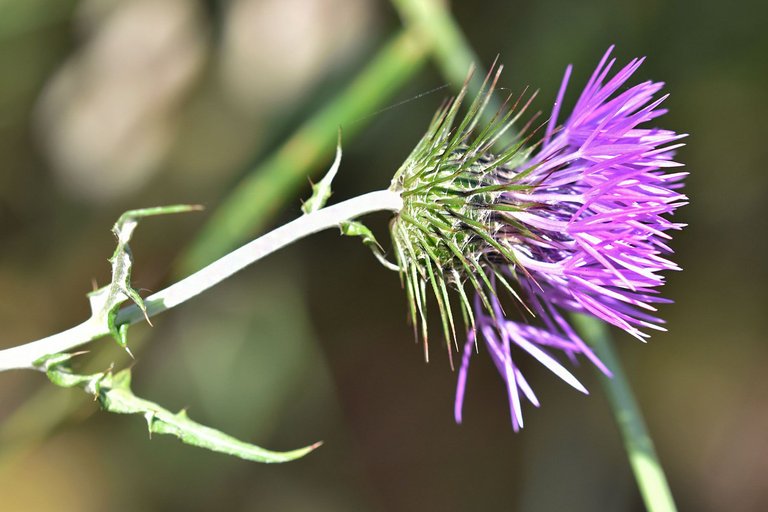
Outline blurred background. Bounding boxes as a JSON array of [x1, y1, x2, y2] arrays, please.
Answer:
[[0, 0, 766, 510]]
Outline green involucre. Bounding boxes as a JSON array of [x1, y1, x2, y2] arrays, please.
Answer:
[[388, 66, 539, 360]]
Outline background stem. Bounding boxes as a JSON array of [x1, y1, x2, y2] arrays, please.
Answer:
[[572, 314, 678, 512], [391, 0, 481, 87], [391, 0, 512, 138], [178, 30, 429, 273]]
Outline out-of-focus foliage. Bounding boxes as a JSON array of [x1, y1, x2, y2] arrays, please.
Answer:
[[0, 0, 766, 511]]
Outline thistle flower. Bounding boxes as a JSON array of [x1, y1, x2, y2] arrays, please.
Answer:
[[390, 47, 687, 429]]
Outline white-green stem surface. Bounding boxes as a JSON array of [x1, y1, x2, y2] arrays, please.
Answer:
[[0, 190, 403, 372]]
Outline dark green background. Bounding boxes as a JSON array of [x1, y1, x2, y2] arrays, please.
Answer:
[[1, 0, 765, 510]]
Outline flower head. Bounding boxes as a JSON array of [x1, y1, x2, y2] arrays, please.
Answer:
[[391, 47, 687, 429]]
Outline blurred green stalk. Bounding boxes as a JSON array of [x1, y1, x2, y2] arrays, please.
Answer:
[[391, 0, 514, 142], [391, 0, 482, 90], [178, 29, 430, 273], [572, 314, 677, 512]]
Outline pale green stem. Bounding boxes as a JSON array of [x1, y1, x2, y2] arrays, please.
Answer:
[[0, 190, 403, 372], [571, 314, 678, 512], [0, 28, 431, 461]]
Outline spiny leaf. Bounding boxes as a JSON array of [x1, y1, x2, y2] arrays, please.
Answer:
[[40, 357, 319, 464], [88, 205, 202, 353], [302, 134, 342, 215], [340, 220, 399, 271], [300, 136, 399, 271]]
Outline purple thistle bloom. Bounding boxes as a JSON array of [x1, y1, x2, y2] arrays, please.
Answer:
[[455, 47, 688, 429]]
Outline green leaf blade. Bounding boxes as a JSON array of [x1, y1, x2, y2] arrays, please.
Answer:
[[43, 363, 320, 464]]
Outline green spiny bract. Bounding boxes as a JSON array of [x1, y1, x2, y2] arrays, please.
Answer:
[[388, 66, 540, 363]]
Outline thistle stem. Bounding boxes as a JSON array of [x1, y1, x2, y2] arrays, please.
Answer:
[[0, 190, 403, 372], [571, 314, 677, 512]]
